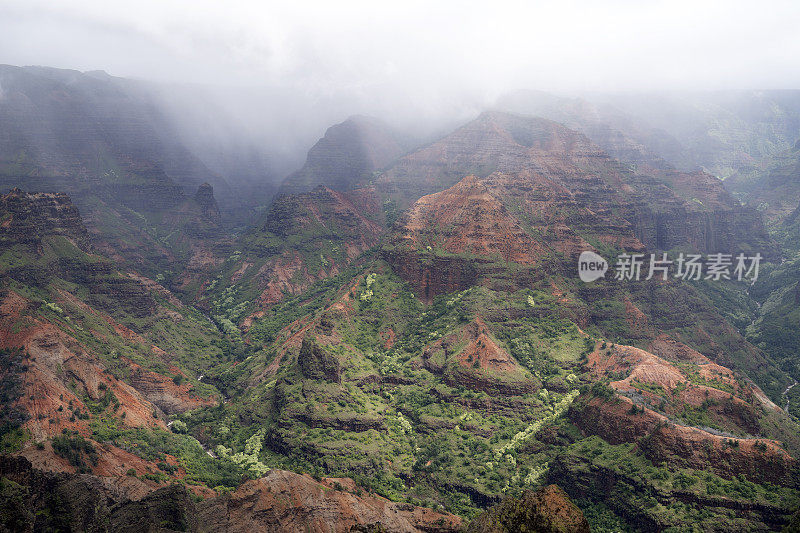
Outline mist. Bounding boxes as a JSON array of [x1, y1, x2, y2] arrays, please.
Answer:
[[2, 0, 800, 183]]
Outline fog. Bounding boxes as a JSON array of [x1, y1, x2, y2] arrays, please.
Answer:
[[2, 0, 799, 181]]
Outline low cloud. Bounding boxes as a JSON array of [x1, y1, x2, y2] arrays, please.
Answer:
[[1, 0, 798, 177]]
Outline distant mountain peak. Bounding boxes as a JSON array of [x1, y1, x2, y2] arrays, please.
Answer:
[[279, 115, 408, 195]]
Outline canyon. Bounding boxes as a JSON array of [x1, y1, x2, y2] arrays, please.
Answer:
[[1, 72, 800, 531]]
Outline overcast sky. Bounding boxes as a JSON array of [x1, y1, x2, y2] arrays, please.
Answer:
[[2, 0, 799, 97], [2, 0, 799, 167]]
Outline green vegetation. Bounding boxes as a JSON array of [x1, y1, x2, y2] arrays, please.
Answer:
[[3, 159, 800, 533], [181, 273, 597, 516], [0, 477, 33, 530], [90, 417, 244, 488], [52, 431, 98, 473], [630, 379, 666, 397], [0, 348, 29, 453], [560, 436, 800, 531]]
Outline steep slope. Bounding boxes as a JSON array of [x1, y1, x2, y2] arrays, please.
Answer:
[[556, 342, 800, 530], [378, 142, 789, 391], [0, 65, 229, 204], [192, 115, 413, 318], [280, 115, 409, 194], [0, 455, 462, 533], [204, 111, 777, 330], [14, 107, 789, 531], [382, 170, 637, 301], [198, 185, 384, 326], [0, 66, 241, 280], [83, 182, 229, 280], [725, 139, 800, 222], [723, 143, 800, 416], [742, 252, 800, 416], [497, 90, 685, 172], [0, 189, 469, 530], [0, 190, 248, 487], [376, 111, 773, 257]]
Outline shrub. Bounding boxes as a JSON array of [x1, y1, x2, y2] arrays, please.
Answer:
[[591, 381, 616, 400], [52, 432, 98, 473]]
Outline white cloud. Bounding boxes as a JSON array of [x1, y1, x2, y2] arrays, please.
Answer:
[[0, 0, 798, 144], [1, 0, 798, 92]]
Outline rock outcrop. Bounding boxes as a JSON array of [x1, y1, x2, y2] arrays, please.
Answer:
[[0, 456, 462, 533], [570, 395, 796, 486], [127, 360, 216, 415], [422, 318, 540, 395], [392, 175, 548, 265], [193, 182, 221, 225], [201, 469, 462, 532], [377, 111, 775, 261], [0, 189, 88, 247], [298, 337, 341, 383], [467, 484, 590, 533]]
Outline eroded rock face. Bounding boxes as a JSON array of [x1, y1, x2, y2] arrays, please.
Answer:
[[201, 470, 462, 533], [467, 484, 590, 533], [234, 185, 384, 312], [0, 294, 164, 443], [0, 189, 88, 246], [128, 361, 216, 415], [422, 318, 540, 395], [381, 168, 637, 300], [570, 396, 795, 486], [628, 193, 776, 257], [378, 110, 777, 299], [383, 248, 480, 301], [264, 185, 383, 241], [394, 175, 547, 265], [378, 111, 775, 265], [0, 456, 462, 533]]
